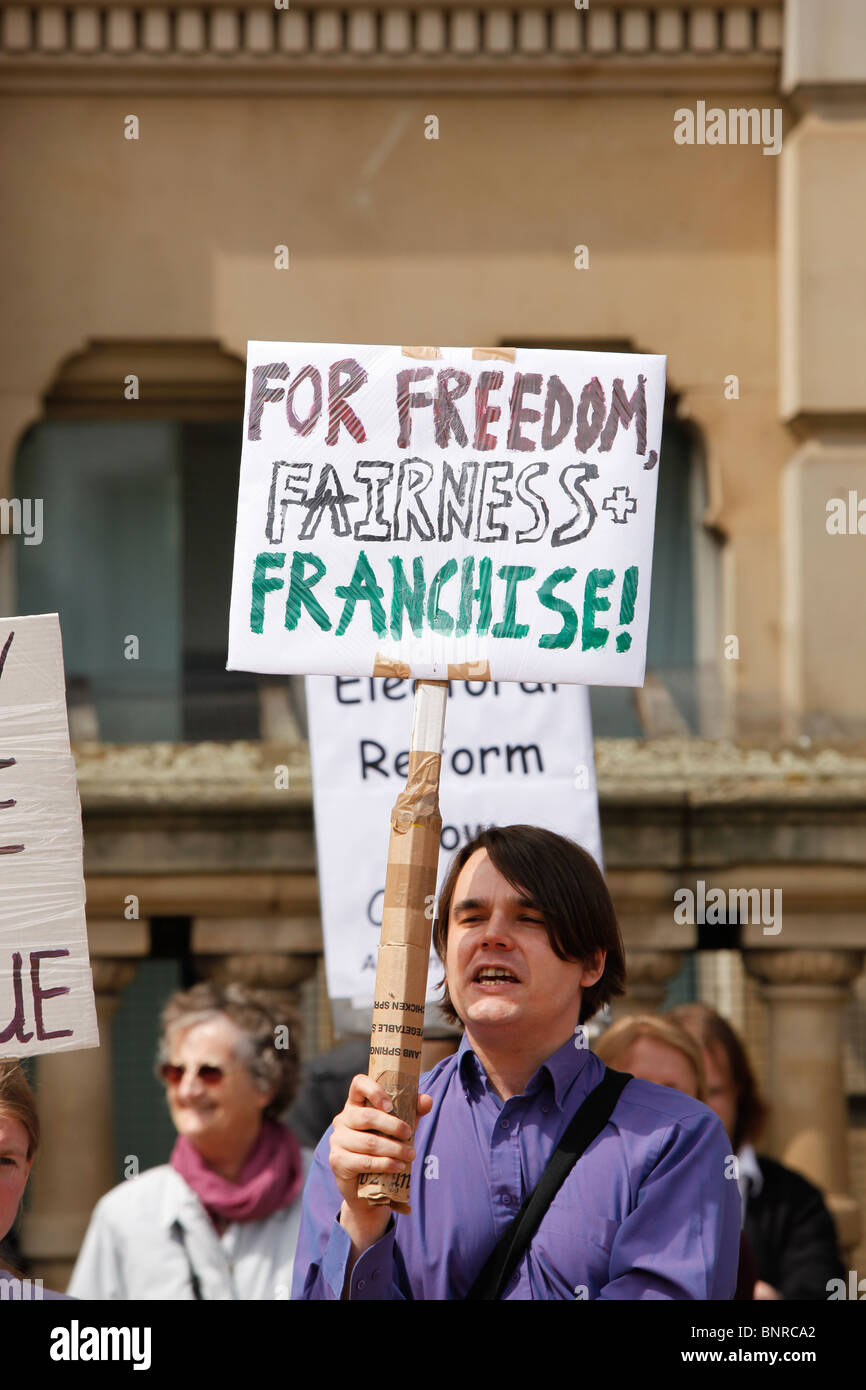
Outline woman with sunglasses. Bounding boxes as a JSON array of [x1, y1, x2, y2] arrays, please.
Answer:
[[68, 981, 312, 1300]]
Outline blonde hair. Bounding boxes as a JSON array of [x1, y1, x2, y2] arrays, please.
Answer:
[[594, 1013, 707, 1101], [0, 1060, 39, 1159]]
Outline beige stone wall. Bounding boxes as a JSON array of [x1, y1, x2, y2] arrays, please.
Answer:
[[3, 0, 865, 1291], [0, 89, 789, 713], [779, 0, 866, 734]]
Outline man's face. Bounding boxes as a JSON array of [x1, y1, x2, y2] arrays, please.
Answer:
[[701, 1043, 739, 1144], [444, 848, 604, 1048]]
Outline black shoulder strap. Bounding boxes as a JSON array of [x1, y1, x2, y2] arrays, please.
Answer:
[[465, 1066, 633, 1301]]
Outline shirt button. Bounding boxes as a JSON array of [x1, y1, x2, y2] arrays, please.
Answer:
[[502, 1193, 514, 1206], [356, 1280, 366, 1291], [371, 1271, 379, 1282], [499, 1118, 510, 1130], [541, 1105, 550, 1115]]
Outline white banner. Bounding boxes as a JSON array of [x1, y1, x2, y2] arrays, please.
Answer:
[[229, 343, 665, 687], [307, 675, 601, 1019], [0, 614, 98, 1058]]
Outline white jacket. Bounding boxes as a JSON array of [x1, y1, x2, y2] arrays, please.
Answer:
[[67, 1151, 314, 1301]]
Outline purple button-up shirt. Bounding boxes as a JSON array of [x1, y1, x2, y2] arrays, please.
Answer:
[[292, 1034, 741, 1300]]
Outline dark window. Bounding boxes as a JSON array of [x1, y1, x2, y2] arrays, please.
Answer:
[[15, 420, 260, 741], [589, 416, 700, 735]]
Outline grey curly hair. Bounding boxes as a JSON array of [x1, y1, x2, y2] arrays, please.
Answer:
[[157, 980, 300, 1121]]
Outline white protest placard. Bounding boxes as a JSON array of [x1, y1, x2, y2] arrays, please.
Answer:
[[306, 674, 601, 1025], [0, 614, 98, 1058], [228, 343, 665, 686]]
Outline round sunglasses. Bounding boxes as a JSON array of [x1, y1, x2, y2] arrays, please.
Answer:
[[159, 1062, 225, 1087]]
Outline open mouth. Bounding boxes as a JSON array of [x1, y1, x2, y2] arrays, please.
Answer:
[[473, 967, 520, 987]]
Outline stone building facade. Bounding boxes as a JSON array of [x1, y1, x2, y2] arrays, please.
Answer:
[[0, 0, 864, 1290]]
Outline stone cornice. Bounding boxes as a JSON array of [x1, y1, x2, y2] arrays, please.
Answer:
[[744, 948, 866, 989], [71, 738, 866, 876], [72, 735, 866, 812], [0, 3, 783, 94], [45, 338, 245, 422], [74, 738, 313, 810]]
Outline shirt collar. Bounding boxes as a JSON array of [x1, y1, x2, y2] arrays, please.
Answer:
[[457, 1026, 593, 1110]]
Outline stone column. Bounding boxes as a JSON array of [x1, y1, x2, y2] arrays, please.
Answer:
[[192, 917, 324, 1050], [21, 958, 137, 1291], [195, 949, 320, 1065], [780, 0, 866, 735], [196, 951, 320, 1085], [743, 947, 865, 1257], [614, 949, 684, 1018]]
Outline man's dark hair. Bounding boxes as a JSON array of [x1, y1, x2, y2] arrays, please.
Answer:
[[432, 824, 627, 1026]]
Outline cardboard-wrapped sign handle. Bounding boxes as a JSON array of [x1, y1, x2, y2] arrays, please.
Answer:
[[356, 680, 447, 1215]]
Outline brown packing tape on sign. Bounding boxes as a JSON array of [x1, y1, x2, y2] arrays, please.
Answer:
[[372, 653, 413, 679], [472, 347, 516, 362], [447, 659, 491, 682], [401, 346, 442, 360], [391, 751, 442, 833], [381, 841, 441, 946], [383, 838, 439, 901], [387, 814, 442, 865]]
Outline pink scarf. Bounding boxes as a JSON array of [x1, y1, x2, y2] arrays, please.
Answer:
[[170, 1119, 304, 1227]]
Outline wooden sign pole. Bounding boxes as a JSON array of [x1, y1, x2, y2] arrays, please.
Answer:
[[356, 678, 448, 1213]]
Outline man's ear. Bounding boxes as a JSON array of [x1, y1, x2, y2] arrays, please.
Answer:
[[579, 949, 606, 988]]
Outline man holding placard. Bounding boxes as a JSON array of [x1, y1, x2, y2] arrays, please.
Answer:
[[228, 339, 666, 1196], [230, 340, 739, 1297], [291, 825, 741, 1300]]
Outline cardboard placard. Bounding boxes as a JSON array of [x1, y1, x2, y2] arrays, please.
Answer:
[[228, 342, 665, 686], [0, 615, 98, 1058]]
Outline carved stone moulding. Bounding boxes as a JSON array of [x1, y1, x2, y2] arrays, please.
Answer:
[[0, 4, 784, 94]]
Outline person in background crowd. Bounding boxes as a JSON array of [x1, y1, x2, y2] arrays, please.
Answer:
[[593, 1013, 707, 1099], [593, 1012, 759, 1301], [69, 981, 312, 1299], [668, 1002, 846, 1301], [293, 825, 740, 1300], [0, 1059, 71, 1299]]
